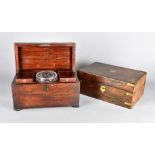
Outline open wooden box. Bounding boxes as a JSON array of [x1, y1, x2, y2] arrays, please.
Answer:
[[12, 43, 80, 110]]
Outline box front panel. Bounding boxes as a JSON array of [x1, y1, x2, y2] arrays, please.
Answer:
[[12, 82, 80, 109], [78, 71, 135, 93], [80, 80, 133, 108]]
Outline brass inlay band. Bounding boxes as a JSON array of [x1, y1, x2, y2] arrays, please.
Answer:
[[109, 69, 116, 73], [126, 92, 133, 96], [127, 83, 135, 87], [100, 85, 106, 93]]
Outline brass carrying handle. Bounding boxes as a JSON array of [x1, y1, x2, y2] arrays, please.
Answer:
[[100, 85, 106, 93]]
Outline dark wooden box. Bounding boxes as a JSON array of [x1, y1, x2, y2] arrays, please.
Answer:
[[77, 62, 147, 109], [12, 43, 80, 110]]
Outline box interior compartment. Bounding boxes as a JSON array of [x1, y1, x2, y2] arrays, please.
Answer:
[[14, 43, 76, 83], [15, 70, 76, 83]]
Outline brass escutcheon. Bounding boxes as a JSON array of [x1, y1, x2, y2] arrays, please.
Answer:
[[43, 85, 49, 91], [100, 85, 106, 93]]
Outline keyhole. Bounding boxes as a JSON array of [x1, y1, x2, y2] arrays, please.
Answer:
[[43, 85, 49, 91]]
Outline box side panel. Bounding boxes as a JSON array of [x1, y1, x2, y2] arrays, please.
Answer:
[[131, 74, 147, 106], [12, 82, 80, 110]]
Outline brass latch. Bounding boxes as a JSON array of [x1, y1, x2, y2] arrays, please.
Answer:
[[100, 85, 106, 93]]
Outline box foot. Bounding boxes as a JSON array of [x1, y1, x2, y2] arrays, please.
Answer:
[[14, 108, 22, 111], [72, 104, 79, 108]]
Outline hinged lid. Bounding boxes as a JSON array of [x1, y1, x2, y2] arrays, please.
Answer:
[[14, 43, 75, 72], [78, 62, 146, 92]]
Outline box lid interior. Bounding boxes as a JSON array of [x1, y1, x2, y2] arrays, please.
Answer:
[[78, 62, 146, 84], [14, 43, 75, 72]]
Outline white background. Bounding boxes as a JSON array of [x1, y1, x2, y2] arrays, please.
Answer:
[[0, 32, 154, 122], [0, 0, 155, 155]]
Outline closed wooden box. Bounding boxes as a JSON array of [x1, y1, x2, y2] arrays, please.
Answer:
[[77, 62, 147, 109], [12, 43, 80, 110]]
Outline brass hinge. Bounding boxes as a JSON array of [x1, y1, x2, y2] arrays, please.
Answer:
[[127, 83, 135, 87], [100, 85, 106, 93]]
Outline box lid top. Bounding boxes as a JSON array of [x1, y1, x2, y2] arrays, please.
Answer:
[[14, 43, 75, 72], [78, 62, 146, 84]]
